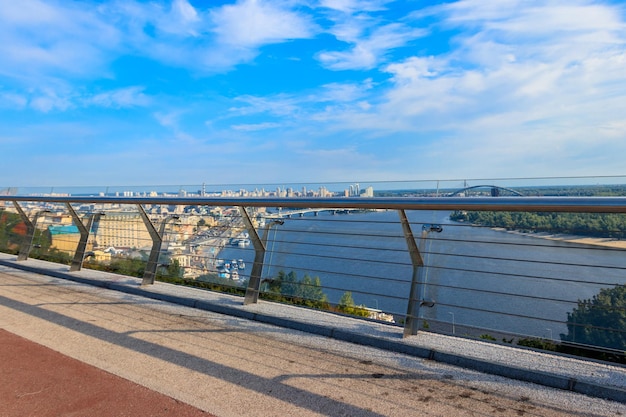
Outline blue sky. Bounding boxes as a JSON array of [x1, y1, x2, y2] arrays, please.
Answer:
[[1, 0, 626, 187]]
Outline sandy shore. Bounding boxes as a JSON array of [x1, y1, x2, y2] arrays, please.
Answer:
[[499, 228, 626, 249]]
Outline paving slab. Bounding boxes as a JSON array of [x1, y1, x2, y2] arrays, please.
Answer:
[[0, 257, 625, 416]]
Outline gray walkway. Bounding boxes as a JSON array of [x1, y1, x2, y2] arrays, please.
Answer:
[[0, 254, 625, 416]]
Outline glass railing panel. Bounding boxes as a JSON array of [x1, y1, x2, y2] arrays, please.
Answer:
[[1, 176, 625, 361]]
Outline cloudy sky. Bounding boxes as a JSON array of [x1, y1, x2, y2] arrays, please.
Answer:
[[1, 0, 625, 187]]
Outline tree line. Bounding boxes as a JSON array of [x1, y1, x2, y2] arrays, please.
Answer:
[[450, 210, 626, 239]]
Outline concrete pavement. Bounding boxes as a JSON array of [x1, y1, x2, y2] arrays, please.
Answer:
[[0, 262, 625, 416]]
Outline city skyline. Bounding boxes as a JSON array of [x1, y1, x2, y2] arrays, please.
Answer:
[[1, 0, 626, 187]]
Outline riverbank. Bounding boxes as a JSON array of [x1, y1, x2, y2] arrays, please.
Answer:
[[497, 228, 626, 249]]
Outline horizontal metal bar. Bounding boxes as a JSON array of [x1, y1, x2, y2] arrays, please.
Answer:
[[4, 195, 626, 213]]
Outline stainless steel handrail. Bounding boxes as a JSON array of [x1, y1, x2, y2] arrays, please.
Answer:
[[4, 195, 626, 212]]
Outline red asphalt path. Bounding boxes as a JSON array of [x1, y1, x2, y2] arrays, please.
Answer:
[[0, 329, 214, 417]]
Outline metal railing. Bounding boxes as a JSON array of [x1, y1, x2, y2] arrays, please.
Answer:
[[1, 192, 625, 359]]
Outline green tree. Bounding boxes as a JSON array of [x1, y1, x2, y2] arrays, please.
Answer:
[[266, 270, 286, 294], [339, 291, 356, 309], [451, 210, 626, 239], [0, 211, 24, 253], [337, 291, 370, 317], [157, 258, 183, 280], [91, 257, 147, 278], [282, 271, 299, 297], [264, 270, 329, 308], [304, 275, 328, 304], [561, 285, 626, 352]]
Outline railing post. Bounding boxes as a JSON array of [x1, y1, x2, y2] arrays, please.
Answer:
[[13, 201, 48, 261], [399, 209, 424, 337], [240, 207, 266, 305], [66, 203, 103, 272], [138, 205, 179, 286], [399, 209, 438, 337]]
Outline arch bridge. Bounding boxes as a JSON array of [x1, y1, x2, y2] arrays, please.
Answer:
[[448, 185, 524, 197]]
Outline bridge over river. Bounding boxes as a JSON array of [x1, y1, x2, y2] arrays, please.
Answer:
[[266, 208, 371, 218]]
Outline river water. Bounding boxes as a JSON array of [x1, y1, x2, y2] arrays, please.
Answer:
[[218, 210, 626, 339]]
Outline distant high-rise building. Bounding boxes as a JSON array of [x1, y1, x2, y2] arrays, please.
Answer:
[[347, 183, 362, 197]]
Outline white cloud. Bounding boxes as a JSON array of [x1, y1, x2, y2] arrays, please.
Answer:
[[315, 81, 371, 102], [103, 0, 317, 72], [291, 0, 626, 179], [318, 18, 427, 70], [231, 122, 281, 131], [148, 0, 202, 37], [436, 0, 626, 66], [2, 0, 626, 184], [154, 111, 183, 129], [224, 79, 373, 131], [319, 0, 388, 14], [230, 94, 300, 117], [210, 0, 315, 48], [0, 0, 318, 84], [88, 0, 624, 181], [172, 0, 200, 28], [385, 56, 443, 81], [349, 1, 626, 133], [87, 86, 151, 108], [0, 0, 120, 82], [29, 88, 74, 112], [0, 84, 151, 113], [0, 92, 28, 109]]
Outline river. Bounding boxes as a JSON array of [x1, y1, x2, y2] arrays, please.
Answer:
[[218, 210, 626, 340]]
